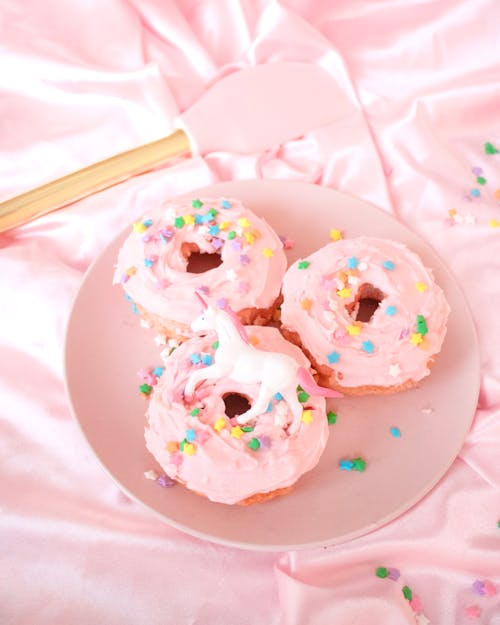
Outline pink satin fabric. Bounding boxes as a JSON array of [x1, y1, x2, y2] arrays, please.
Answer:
[[1, 1, 500, 624]]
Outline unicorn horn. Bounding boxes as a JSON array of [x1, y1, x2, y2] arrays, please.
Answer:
[[195, 291, 208, 309]]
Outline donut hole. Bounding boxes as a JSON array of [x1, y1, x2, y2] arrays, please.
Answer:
[[182, 242, 223, 274], [347, 283, 385, 323], [223, 393, 252, 418]]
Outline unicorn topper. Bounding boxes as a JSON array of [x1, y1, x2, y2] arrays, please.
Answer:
[[184, 293, 342, 434]]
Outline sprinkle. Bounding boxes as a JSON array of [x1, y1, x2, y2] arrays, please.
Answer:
[[241, 425, 254, 432], [186, 428, 196, 442], [265, 402, 273, 412], [357, 262, 368, 271], [220, 199, 231, 209], [190, 407, 200, 417], [300, 298, 312, 311], [327, 411, 337, 425], [385, 305, 397, 316], [208, 208, 217, 219], [248, 334, 259, 346], [142, 218, 153, 227], [362, 340, 374, 353], [179, 439, 186, 452], [248, 437, 260, 451], [231, 426, 244, 439], [227, 230, 236, 240], [262, 247, 274, 258], [301, 410, 313, 424], [390, 426, 401, 437], [213, 418, 226, 431], [337, 288, 351, 299], [157, 474, 175, 488], [409, 596, 422, 612], [472, 166, 483, 175], [476, 176, 487, 185], [376, 567, 389, 578], [139, 383, 152, 395], [208, 224, 220, 236], [352, 457, 366, 472], [259, 435, 272, 449], [298, 260, 310, 269], [485, 142, 499, 154], [211, 237, 224, 250], [382, 260, 395, 271], [274, 392, 283, 401], [472, 580, 485, 595], [238, 217, 250, 228], [201, 354, 213, 366], [174, 216, 185, 228], [495, 189, 500, 200], [194, 214, 204, 224], [120, 274, 129, 284], [239, 254, 250, 265], [126, 267, 137, 277], [387, 568, 400, 581], [216, 298, 227, 309], [327, 351, 341, 364], [183, 442, 196, 455], [165, 441, 179, 453], [415, 614, 431, 625], [243, 231, 256, 244], [144, 469, 158, 480], [184, 214, 195, 226], [415, 282, 428, 292], [211, 341, 219, 351], [347, 256, 358, 269], [346, 324, 361, 336], [131, 303, 139, 315], [297, 390, 310, 403], [399, 327, 410, 339], [144, 257, 156, 267], [133, 222, 147, 233], [190, 353, 201, 364], [231, 240, 242, 252], [330, 228, 343, 241], [489, 219, 499, 228], [470, 188, 481, 198], [153, 367, 165, 377], [483, 580, 497, 596], [192, 199, 203, 208], [410, 333, 423, 346], [416, 314, 428, 335], [464, 605, 481, 619], [402, 586, 413, 601], [339, 459, 354, 471]]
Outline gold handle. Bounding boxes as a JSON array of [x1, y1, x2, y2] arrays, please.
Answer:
[[0, 128, 191, 233]]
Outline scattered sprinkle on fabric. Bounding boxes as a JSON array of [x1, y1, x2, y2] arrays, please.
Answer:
[[390, 426, 401, 438]]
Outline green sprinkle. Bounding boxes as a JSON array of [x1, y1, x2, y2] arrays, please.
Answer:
[[297, 390, 310, 403], [485, 142, 499, 155], [416, 314, 428, 336], [227, 231, 236, 240], [376, 567, 389, 579], [327, 410, 337, 425], [298, 260, 310, 269], [241, 426, 254, 432], [174, 216, 185, 228], [139, 383, 152, 395], [248, 437, 260, 451], [179, 438, 187, 452], [352, 457, 367, 472], [212, 340, 219, 350], [476, 176, 487, 185], [497, 519, 500, 528], [208, 208, 217, 218], [192, 199, 203, 208], [190, 407, 200, 417], [402, 586, 413, 601]]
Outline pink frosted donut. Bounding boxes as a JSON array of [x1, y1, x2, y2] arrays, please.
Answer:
[[280, 236, 450, 394], [145, 326, 330, 505], [113, 197, 286, 340]]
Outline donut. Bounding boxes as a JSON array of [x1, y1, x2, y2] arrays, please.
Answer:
[[113, 197, 286, 341], [280, 236, 450, 394], [145, 321, 334, 505]]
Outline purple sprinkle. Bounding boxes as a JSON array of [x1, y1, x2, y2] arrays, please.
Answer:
[[211, 237, 224, 250], [216, 298, 228, 309], [471, 166, 483, 176], [472, 580, 485, 596], [160, 227, 174, 238], [142, 234, 152, 242], [239, 254, 250, 265], [399, 328, 410, 340], [157, 474, 175, 488], [231, 240, 242, 251], [388, 568, 401, 581], [259, 435, 272, 449], [120, 274, 129, 284], [198, 285, 210, 295]]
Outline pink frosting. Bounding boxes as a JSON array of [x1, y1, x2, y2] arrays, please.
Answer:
[[281, 237, 450, 389], [145, 326, 330, 505], [113, 197, 286, 327]]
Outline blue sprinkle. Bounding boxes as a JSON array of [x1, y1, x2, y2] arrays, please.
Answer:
[[382, 260, 395, 271], [194, 214, 204, 224], [274, 392, 283, 401], [221, 200, 231, 209], [339, 459, 354, 471], [390, 426, 401, 438], [144, 258, 154, 267], [347, 256, 359, 269], [265, 402, 273, 413], [385, 305, 397, 316], [190, 353, 201, 365], [208, 224, 220, 236], [142, 219, 153, 227], [131, 304, 139, 315], [362, 340, 374, 353], [124, 293, 133, 302], [186, 428, 196, 442], [153, 367, 165, 377], [470, 188, 481, 198], [201, 353, 213, 366], [327, 351, 340, 364]]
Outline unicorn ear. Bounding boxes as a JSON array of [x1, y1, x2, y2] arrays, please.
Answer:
[[194, 291, 208, 309]]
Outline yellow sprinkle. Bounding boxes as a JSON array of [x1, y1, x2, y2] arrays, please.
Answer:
[[213, 417, 226, 432], [133, 222, 146, 233], [330, 228, 343, 241], [248, 334, 259, 346], [301, 410, 313, 424], [165, 441, 179, 454], [219, 220, 230, 230], [244, 232, 255, 245], [238, 217, 250, 228], [262, 247, 274, 258], [126, 266, 137, 276], [300, 298, 312, 311], [410, 332, 423, 346], [230, 426, 244, 439], [183, 214, 195, 226], [184, 443, 196, 455], [346, 324, 361, 336], [418, 338, 430, 350], [489, 219, 499, 228], [415, 282, 428, 292], [337, 288, 351, 299]]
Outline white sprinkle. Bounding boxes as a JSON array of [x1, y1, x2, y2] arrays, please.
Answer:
[[140, 319, 152, 329], [226, 269, 238, 281], [347, 275, 360, 285], [144, 470, 159, 481], [358, 262, 368, 271], [164, 207, 176, 222], [168, 338, 180, 348], [389, 364, 402, 378], [154, 334, 167, 346], [415, 613, 431, 625]]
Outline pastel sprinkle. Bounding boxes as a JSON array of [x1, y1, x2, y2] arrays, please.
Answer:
[[238, 217, 250, 228], [484, 142, 499, 154], [248, 437, 260, 451], [184, 214, 195, 226], [174, 216, 185, 228], [382, 260, 395, 271], [144, 257, 155, 267], [347, 256, 359, 269], [410, 333, 423, 346], [165, 441, 179, 454], [483, 580, 497, 596], [337, 288, 351, 299], [219, 221, 230, 230], [415, 282, 428, 292], [470, 188, 481, 198], [220, 199, 231, 209], [472, 580, 484, 595], [301, 410, 313, 424], [201, 354, 213, 366], [274, 392, 283, 400], [157, 474, 175, 488], [194, 214, 203, 224], [230, 426, 244, 439], [362, 340, 374, 353], [183, 442, 196, 455], [190, 407, 200, 417], [402, 586, 413, 601], [216, 298, 227, 308], [213, 417, 226, 431], [489, 219, 499, 228], [416, 314, 428, 335], [208, 224, 220, 236], [346, 324, 361, 336], [133, 222, 147, 233], [330, 228, 343, 241], [376, 567, 389, 578], [300, 298, 312, 311], [409, 596, 422, 612], [192, 199, 203, 208], [385, 305, 397, 316], [476, 176, 487, 185], [152, 367, 164, 377], [471, 166, 483, 175], [265, 402, 273, 412], [262, 247, 274, 258], [239, 254, 250, 265], [494, 189, 500, 200], [144, 469, 158, 480], [390, 426, 401, 438], [327, 351, 341, 364], [142, 219, 153, 227], [464, 605, 481, 619], [139, 383, 152, 395], [297, 390, 310, 403], [298, 260, 310, 269], [189, 353, 201, 364], [211, 237, 224, 250], [243, 231, 256, 245], [185, 429, 196, 442], [208, 208, 217, 218], [387, 568, 400, 581], [352, 457, 366, 472], [211, 340, 219, 350], [327, 411, 337, 425], [241, 425, 254, 432], [339, 459, 354, 471], [227, 230, 236, 239]]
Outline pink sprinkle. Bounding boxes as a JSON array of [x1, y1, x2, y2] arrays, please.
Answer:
[[387, 567, 400, 581], [464, 605, 481, 619], [483, 580, 497, 596], [142, 234, 152, 242], [239, 254, 250, 265], [196, 430, 210, 444], [259, 435, 272, 449], [399, 328, 410, 340], [280, 237, 295, 249], [409, 596, 422, 612], [169, 453, 183, 468], [137, 368, 150, 380]]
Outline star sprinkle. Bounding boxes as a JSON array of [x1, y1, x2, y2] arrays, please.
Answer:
[[183, 443, 196, 455], [230, 426, 244, 439], [347, 256, 359, 269], [238, 217, 250, 228], [220, 199, 231, 209], [327, 351, 340, 364], [389, 363, 401, 378], [300, 298, 313, 311], [184, 214, 195, 226], [382, 260, 395, 271], [390, 427, 401, 437], [489, 219, 499, 228], [262, 247, 274, 258], [352, 457, 366, 472], [174, 216, 185, 229], [301, 410, 313, 424], [298, 260, 310, 269], [213, 417, 226, 432], [346, 324, 361, 336], [410, 333, 423, 346], [385, 305, 397, 316], [337, 288, 351, 299], [192, 198, 203, 208], [327, 411, 337, 425], [485, 142, 499, 154], [415, 282, 428, 292], [362, 340, 374, 353], [330, 228, 343, 241], [248, 438, 260, 451], [464, 605, 481, 619]]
